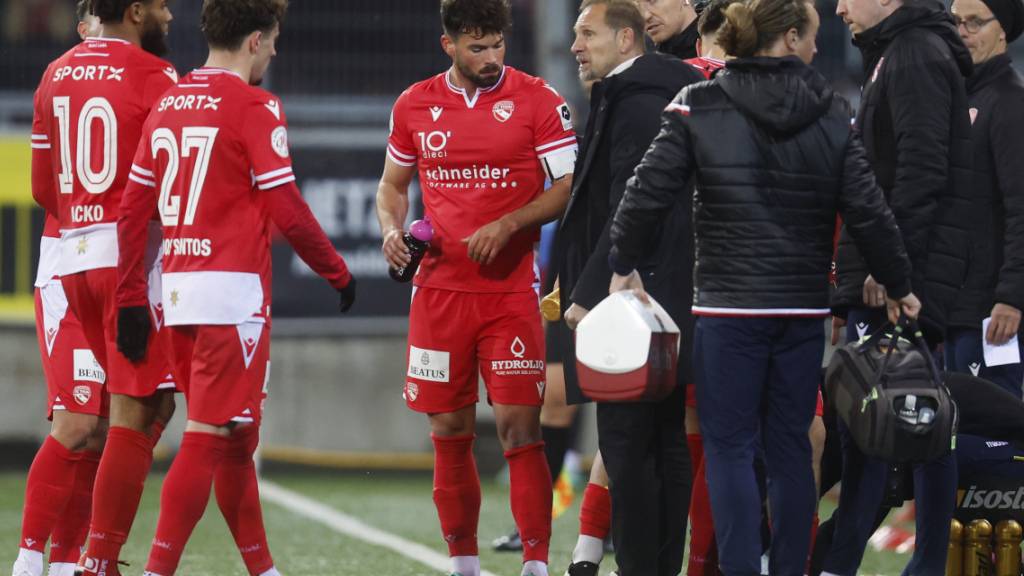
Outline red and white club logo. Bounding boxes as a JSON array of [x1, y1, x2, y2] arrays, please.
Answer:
[[73, 385, 91, 405], [493, 100, 515, 123]]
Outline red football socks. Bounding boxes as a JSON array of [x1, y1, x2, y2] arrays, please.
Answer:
[[83, 427, 153, 561], [49, 449, 101, 563], [687, 457, 717, 576], [146, 431, 229, 576], [214, 426, 274, 575], [687, 433, 704, 481], [505, 441, 552, 563], [431, 434, 481, 557], [578, 483, 611, 539], [20, 436, 81, 553]]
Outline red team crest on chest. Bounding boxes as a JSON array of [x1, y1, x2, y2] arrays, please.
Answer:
[[492, 100, 514, 122]]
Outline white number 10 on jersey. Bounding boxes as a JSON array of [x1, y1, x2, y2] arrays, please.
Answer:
[[151, 127, 218, 227]]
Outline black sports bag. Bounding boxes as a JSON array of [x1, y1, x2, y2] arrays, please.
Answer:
[[825, 318, 957, 464]]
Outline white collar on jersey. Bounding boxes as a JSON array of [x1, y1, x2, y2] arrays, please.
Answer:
[[605, 55, 641, 79], [192, 67, 244, 79], [84, 36, 130, 44], [444, 66, 507, 109]]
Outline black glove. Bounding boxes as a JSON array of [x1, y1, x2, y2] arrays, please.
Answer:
[[338, 276, 357, 313], [117, 306, 152, 363]]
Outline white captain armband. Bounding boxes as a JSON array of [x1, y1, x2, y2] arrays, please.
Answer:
[[539, 145, 578, 181]]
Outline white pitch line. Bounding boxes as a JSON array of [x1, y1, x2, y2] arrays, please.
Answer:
[[260, 480, 501, 576]]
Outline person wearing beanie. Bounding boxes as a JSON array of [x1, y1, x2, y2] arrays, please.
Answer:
[[946, 0, 1024, 396]]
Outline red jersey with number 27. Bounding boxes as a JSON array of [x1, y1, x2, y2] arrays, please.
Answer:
[[119, 68, 346, 326], [388, 66, 578, 293]]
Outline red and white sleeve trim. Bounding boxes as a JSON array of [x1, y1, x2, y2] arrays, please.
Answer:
[[31, 134, 50, 150], [254, 166, 296, 190], [666, 103, 691, 116], [387, 143, 417, 167], [129, 164, 156, 188], [535, 136, 577, 158]]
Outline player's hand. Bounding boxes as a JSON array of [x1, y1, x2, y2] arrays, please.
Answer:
[[462, 216, 515, 266], [863, 275, 887, 308], [987, 303, 1021, 345], [564, 303, 589, 330], [117, 306, 151, 363], [338, 277, 358, 314], [609, 270, 650, 305], [831, 316, 847, 346], [886, 292, 921, 324], [382, 228, 411, 270]]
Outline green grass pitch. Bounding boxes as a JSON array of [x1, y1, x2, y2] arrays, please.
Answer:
[[0, 472, 909, 575]]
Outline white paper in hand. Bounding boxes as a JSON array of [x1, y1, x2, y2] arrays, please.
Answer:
[[982, 317, 1022, 367]]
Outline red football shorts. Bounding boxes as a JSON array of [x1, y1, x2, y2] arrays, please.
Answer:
[[35, 284, 109, 419], [60, 268, 176, 398], [405, 287, 546, 414], [167, 321, 270, 427]]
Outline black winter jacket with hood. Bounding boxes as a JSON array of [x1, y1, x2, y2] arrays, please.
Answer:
[[949, 54, 1024, 328], [832, 1, 974, 340], [609, 57, 911, 315]]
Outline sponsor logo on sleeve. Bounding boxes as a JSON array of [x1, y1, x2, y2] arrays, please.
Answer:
[[408, 346, 450, 383]]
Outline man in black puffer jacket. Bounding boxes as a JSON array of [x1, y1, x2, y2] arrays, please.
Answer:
[[831, 0, 974, 346], [824, 1, 973, 574], [606, 0, 917, 569], [945, 0, 1024, 397]]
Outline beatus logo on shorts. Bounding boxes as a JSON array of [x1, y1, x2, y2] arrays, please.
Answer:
[[73, 385, 92, 405], [408, 346, 450, 383], [73, 349, 105, 384]]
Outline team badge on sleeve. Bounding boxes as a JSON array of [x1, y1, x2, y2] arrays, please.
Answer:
[[271, 126, 289, 158], [557, 103, 573, 131]]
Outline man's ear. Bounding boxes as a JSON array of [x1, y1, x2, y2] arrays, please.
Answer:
[[249, 30, 263, 54], [127, 1, 145, 25], [441, 34, 456, 59]]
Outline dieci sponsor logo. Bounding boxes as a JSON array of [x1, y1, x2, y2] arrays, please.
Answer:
[[408, 346, 450, 383], [959, 485, 1024, 511], [73, 349, 106, 384]]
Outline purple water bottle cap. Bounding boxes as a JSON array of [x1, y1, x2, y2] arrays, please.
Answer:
[[409, 218, 434, 242]]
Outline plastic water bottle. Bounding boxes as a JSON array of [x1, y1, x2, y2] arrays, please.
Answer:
[[389, 218, 433, 283]]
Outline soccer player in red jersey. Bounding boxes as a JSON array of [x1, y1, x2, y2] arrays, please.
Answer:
[[377, 2, 577, 575], [116, 1, 355, 574], [16, 7, 107, 576], [28, 2, 180, 574]]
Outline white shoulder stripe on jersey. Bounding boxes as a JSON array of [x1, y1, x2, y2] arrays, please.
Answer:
[[537, 141, 578, 160], [128, 173, 156, 188], [257, 174, 297, 191], [131, 164, 155, 178], [387, 149, 417, 167], [31, 143, 51, 150], [254, 166, 293, 182], [535, 136, 577, 153], [387, 144, 417, 161], [31, 134, 49, 141]]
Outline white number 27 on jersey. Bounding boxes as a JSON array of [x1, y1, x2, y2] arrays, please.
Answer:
[[151, 127, 218, 226]]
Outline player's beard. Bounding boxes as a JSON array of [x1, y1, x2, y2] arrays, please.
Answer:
[[456, 60, 502, 89], [140, 16, 168, 57]]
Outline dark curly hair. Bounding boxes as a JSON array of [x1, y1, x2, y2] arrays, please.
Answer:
[[90, 0, 151, 24], [201, 0, 288, 50], [698, 0, 741, 37], [440, 0, 511, 38]]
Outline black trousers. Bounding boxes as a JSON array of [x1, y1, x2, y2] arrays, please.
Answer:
[[597, 384, 690, 576]]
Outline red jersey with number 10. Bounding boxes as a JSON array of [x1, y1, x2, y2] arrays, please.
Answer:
[[31, 37, 177, 276], [388, 66, 578, 293], [122, 68, 300, 326]]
